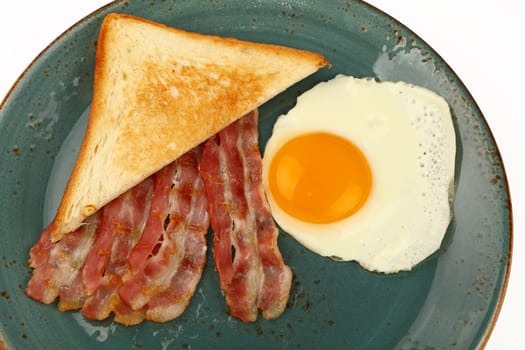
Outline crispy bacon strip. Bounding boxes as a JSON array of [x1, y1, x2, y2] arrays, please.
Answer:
[[200, 129, 260, 321], [26, 214, 99, 304], [118, 162, 181, 310], [119, 148, 209, 323], [126, 164, 176, 274], [200, 110, 292, 322], [81, 196, 125, 295], [146, 166, 209, 322], [240, 114, 293, 319], [81, 178, 152, 323]]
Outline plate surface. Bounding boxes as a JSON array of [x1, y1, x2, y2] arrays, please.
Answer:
[[0, 0, 511, 349]]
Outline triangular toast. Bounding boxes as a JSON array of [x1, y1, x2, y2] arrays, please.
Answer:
[[50, 13, 328, 241]]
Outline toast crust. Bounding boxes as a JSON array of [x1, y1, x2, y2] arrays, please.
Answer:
[[50, 13, 328, 241]]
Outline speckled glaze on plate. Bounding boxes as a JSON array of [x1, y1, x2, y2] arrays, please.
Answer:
[[0, 1, 511, 349]]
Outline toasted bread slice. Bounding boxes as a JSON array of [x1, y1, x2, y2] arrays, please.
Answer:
[[50, 13, 328, 241]]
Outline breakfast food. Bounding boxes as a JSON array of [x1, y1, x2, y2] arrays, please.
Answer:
[[26, 8, 456, 329], [49, 12, 328, 242], [200, 110, 292, 322], [27, 110, 296, 324], [117, 148, 209, 323], [26, 13, 328, 324], [262, 75, 455, 273], [27, 148, 209, 325]]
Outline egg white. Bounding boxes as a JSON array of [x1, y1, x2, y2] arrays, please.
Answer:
[[262, 75, 455, 273]]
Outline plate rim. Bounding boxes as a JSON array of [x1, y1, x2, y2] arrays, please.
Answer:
[[0, 0, 513, 348]]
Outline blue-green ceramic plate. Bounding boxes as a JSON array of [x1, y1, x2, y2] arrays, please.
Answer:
[[0, 1, 511, 349]]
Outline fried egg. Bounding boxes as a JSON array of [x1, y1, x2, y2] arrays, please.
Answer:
[[262, 75, 455, 273]]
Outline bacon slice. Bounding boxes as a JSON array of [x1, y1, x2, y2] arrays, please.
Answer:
[[239, 114, 293, 319], [146, 169, 209, 322], [126, 163, 176, 274], [200, 110, 292, 322], [80, 178, 152, 322], [81, 198, 123, 296], [26, 214, 99, 304], [118, 162, 180, 309], [119, 148, 209, 323], [200, 130, 260, 321]]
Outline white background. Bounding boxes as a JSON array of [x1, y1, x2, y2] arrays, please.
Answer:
[[0, 1, 522, 349]]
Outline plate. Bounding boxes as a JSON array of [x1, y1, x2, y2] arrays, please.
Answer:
[[0, 0, 511, 349]]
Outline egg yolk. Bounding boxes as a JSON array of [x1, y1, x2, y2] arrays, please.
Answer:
[[268, 132, 372, 224]]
